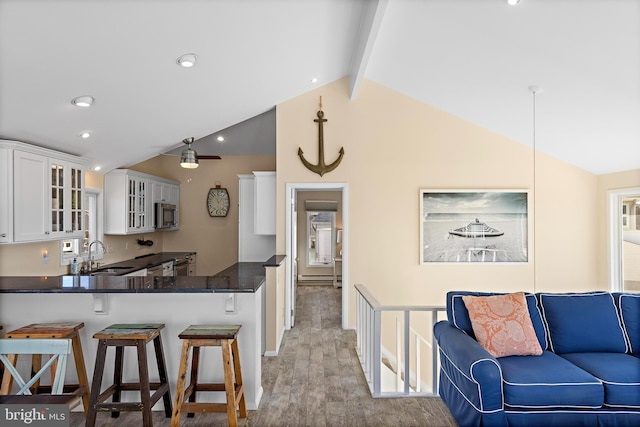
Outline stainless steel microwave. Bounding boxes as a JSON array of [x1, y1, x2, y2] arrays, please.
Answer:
[[155, 203, 177, 229]]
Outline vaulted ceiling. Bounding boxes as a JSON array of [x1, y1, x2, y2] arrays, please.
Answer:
[[1, 0, 638, 175]]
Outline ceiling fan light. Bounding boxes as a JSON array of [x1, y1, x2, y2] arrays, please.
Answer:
[[180, 137, 199, 168], [180, 148, 199, 168]]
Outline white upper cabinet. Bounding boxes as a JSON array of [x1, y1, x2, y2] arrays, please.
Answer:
[[152, 181, 179, 206], [253, 171, 276, 235], [0, 140, 87, 244], [238, 173, 276, 262], [105, 169, 179, 234], [105, 170, 152, 234], [48, 159, 84, 239], [0, 148, 13, 243], [13, 150, 49, 242]]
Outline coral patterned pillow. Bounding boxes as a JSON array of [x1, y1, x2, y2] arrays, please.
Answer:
[[462, 292, 543, 358]]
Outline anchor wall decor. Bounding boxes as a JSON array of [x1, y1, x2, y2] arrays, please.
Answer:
[[298, 96, 344, 177]]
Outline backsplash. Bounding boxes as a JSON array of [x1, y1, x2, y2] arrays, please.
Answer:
[[0, 232, 164, 276]]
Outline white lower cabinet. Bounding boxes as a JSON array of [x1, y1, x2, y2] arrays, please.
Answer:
[[124, 269, 147, 276]]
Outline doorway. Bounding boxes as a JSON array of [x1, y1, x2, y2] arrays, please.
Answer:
[[285, 183, 348, 329], [608, 187, 640, 291]]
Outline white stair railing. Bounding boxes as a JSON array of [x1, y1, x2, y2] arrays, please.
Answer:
[[355, 283, 446, 398]]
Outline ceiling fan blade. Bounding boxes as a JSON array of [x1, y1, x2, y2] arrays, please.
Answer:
[[196, 155, 222, 160]]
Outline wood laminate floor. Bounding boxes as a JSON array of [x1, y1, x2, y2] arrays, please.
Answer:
[[71, 285, 457, 426]]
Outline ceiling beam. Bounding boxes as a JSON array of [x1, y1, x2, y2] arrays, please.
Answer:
[[348, 0, 388, 100]]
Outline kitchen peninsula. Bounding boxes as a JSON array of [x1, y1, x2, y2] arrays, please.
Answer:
[[0, 261, 272, 410]]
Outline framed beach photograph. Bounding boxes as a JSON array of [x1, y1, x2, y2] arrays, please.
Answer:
[[420, 190, 529, 263]]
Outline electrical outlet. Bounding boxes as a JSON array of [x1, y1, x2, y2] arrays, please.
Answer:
[[225, 294, 236, 314]]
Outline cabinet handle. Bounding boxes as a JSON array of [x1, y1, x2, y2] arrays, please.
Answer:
[[45, 231, 50, 235], [1, 233, 6, 237]]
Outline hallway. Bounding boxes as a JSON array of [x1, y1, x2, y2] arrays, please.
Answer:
[[72, 285, 457, 426]]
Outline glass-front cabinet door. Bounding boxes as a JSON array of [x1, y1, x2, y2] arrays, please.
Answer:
[[127, 176, 148, 232], [50, 162, 64, 237], [49, 160, 84, 239], [70, 165, 82, 234]]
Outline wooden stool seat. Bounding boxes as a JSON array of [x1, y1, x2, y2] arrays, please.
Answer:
[[171, 325, 247, 427], [86, 323, 172, 427], [3, 322, 89, 413]]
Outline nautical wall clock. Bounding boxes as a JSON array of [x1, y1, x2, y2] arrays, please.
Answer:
[[207, 183, 229, 217]]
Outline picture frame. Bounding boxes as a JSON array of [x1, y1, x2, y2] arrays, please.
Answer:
[[420, 190, 529, 263]]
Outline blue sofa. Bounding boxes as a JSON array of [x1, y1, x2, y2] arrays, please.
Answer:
[[434, 291, 640, 427]]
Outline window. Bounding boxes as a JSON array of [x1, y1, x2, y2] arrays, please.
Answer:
[[60, 188, 103, 266]]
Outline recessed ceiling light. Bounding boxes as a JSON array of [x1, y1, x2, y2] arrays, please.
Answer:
[[507, 0, 520, 5], [92, 166, 102, 171], [80, 132, 91, 139], [216, 136, 225, 142], [71, 96, 94, 107], [311, 77, 319, 83], [177, 53, 198, 68]]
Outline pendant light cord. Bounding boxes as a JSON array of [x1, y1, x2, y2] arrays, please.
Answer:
[[529, 86, 541, 293]]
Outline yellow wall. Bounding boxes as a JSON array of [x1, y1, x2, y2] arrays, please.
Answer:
[[276, 78, 602, 328], [137, 154, 276, 275]]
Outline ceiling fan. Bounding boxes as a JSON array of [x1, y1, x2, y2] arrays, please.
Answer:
[[180, 137, 221, 169]]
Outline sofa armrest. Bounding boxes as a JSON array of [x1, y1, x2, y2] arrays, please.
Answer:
[[434, 320, 504, 414]]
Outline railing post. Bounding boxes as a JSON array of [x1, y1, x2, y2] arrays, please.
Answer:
[[396, 317, 401, 390], [415, 332, 421, 392], [431, 308, 439, 396], [372, 308, 381, 397], [404, 310, 410, 394]]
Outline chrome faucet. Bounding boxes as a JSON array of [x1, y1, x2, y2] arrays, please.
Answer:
[[87, 240, 106, 273]]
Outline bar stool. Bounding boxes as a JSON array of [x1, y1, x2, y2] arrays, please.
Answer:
[[171, 325, 247, 427], [86, 323, 172, 427], [2, 322, 89, 413]]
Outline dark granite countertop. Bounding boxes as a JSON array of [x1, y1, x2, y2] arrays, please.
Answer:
[[88, 251, 196, 276], [0, 262, 265, 294], [263, 255, 286, 267]]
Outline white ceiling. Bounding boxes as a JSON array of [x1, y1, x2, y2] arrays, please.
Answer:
[[0, 0, 638, 175]]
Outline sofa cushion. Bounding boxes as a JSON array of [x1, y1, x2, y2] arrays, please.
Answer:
[[560, 352, 640, 408], [447, 291, 547, 350], [500, 351, 604, 409], [538, 292, 628, 354], [617, 293, 640, 354], [462, 292, 543, 358]]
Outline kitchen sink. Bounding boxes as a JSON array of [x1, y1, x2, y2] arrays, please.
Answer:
[[90, 266, 133, 275]]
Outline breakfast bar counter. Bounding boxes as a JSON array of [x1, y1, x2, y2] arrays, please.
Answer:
[[0, 262, 267, 410], [0, 261, 266, 293]]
